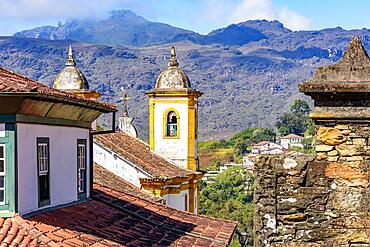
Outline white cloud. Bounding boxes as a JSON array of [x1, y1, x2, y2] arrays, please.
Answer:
[[231, 0, 311, 30], [0, 0, 148, 19], [201, 0, 311, 31]]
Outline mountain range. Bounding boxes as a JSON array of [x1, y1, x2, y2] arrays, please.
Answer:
[[3, 10, 370, 140]]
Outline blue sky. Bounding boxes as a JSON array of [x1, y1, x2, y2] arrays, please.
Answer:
[[0, 0, 369, 35]]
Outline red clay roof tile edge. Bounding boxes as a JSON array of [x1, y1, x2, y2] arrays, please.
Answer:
[[93, 183, 237, 246], [0, 67, 116, 112], [13, 214, 59, 246]]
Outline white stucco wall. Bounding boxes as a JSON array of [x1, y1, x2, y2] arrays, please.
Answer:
[[162, 188, 189, 212], [153, 98, 190, 169], [93, 142, 150, 187], [17, 123, 90, 214]]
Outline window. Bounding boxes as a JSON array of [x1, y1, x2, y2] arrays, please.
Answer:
[[184, 194, 188, 211], [0, 145, 5, 205], [37, 138, 50, 207], [166, 111, 178, 137], [77, 140, 87, 196]]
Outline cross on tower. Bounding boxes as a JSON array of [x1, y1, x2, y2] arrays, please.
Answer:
[[119, 92, 131, 117]]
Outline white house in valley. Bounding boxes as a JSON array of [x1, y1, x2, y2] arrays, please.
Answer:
[[251, 141, 284, 155], [279, 133, 304, 149]]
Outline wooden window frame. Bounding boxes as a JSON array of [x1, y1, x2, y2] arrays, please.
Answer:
[[0, 145, 6, 205], [37, 137, 50, 207], [77, 139, 87, 199]]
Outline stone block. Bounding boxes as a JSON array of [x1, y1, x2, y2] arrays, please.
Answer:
[[334, 125, 349, 130], [316, 152, 327, 161], [317, 127, 345, 145], [306, 161, 328, 186], [277, 213, 306, 224], [316, 145, 334, 152], [352, 138, 367, 146], [336, 144, 364, 156], [325, 163, 368, 187], [327, 156, 339, 162], [326, 187, 368, 213], [327, 150, 338, 156]]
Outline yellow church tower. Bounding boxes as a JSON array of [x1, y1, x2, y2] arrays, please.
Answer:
[[146, 46, 202, 171]]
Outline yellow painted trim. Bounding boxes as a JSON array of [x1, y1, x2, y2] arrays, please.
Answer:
[[163, 108, 180, 139], [149, 99, 155, 150], [153, 99, 189, 104], [146, 91, 203, 98], [189, 180, 195, 213], [187, 103, 197, 171]]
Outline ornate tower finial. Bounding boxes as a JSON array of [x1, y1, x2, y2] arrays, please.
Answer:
[[168, 46, 179, 67], [66, 45, 76, 66], [122, 92, 130, 117]]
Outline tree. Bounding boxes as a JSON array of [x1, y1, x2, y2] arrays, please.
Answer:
[[291, 99, 311, 114], [276, 100, 313, 136], [200, 166, 254, 237]]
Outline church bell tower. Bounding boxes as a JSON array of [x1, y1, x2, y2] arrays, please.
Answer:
[[146, 47, 202, 171]]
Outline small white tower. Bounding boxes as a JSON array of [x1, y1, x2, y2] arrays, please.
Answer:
[[146, 46, 202, 171], [117, 93, 138, 138]]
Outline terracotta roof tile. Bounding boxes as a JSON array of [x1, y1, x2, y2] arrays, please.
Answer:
[[93, 162, 162, 203], [94, 132, 199, 179], [280, 134, 303, 139], [0, 67, 115, 112], [0, 215, 38, 246], [16, 183, 236, 246]]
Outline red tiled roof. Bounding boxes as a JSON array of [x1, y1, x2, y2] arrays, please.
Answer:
[[94, 162, 162, 203], [0, 216, 38, 246], [254, 141, 271, 146], [0, 67, 115, 112], [19, 184, 236, 246], [280, 134, 303, 139], [94, 132, 199, 179]]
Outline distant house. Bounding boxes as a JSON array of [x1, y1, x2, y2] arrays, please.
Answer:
[[242, 156, 255, 172], [279, 134, 304, 149], [251, 141, 284, 155], [220, 162, 243, 173]]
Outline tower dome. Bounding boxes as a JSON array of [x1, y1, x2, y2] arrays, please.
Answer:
[[54, 45, 90, 91], [155, 46, 191, 89]]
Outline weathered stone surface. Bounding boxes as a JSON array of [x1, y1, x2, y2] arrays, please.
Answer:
[[336, 143, 364, 156], [327, 156, 339, 162], [255, 38, 370, 247], [317, 127, 345, 145], [325, 163, 368, 187], [327, 150, 338, 156], [316, 152, 327, 161], [316, 145, 334, 152]]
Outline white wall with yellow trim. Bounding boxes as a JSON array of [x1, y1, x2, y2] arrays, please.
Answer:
[[152, 97, 190, 169]]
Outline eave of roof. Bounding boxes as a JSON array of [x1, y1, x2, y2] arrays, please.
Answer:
[[94, 132, 200, 180], [0, 68, 116, 113]]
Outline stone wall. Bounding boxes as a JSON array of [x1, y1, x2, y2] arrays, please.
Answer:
[[254, 124, 370, 247]]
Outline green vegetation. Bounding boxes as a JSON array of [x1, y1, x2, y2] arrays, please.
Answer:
[[199, 166, 254, 246], [275, 99, 314, 136]]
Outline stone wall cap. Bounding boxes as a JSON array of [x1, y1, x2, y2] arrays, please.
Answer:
[[300, 37, 370, 94]]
